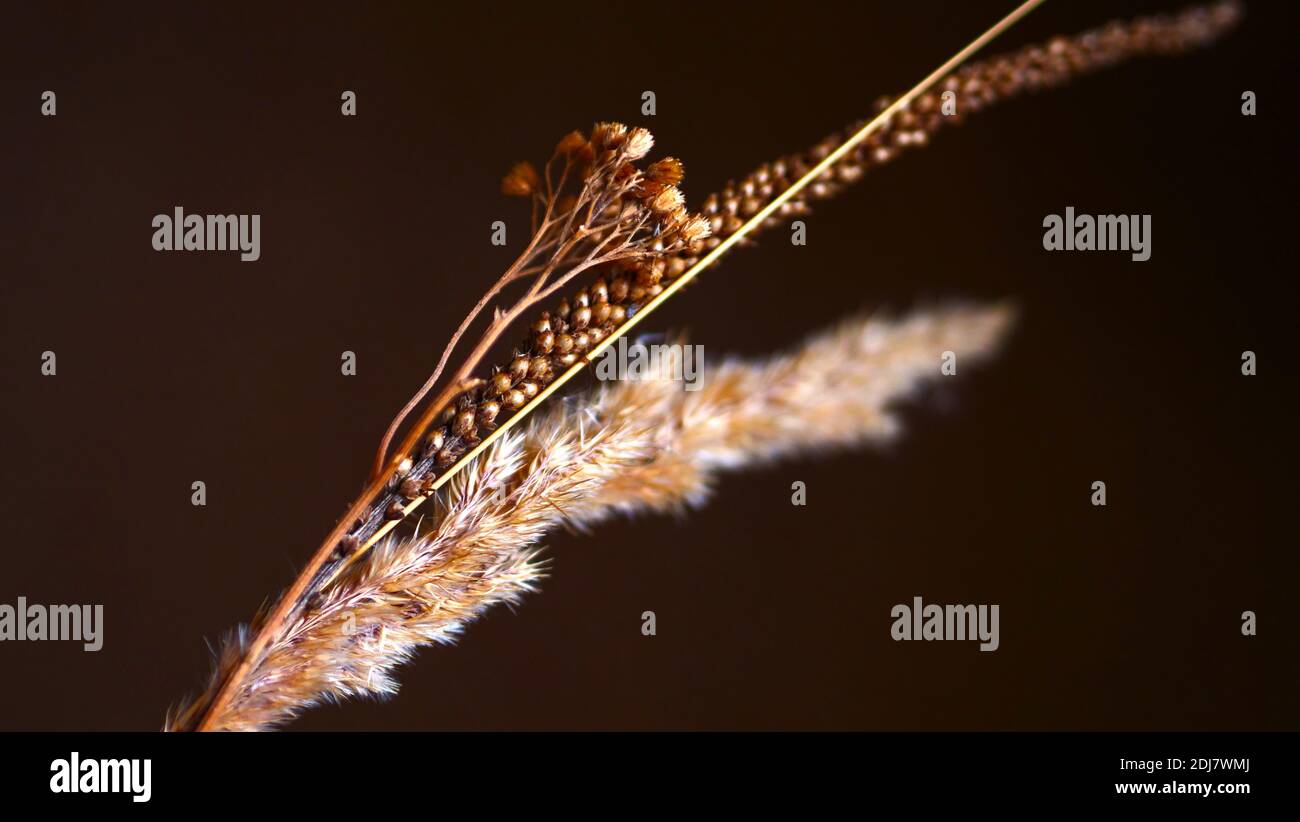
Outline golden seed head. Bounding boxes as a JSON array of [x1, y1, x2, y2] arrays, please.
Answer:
[[555, 297, 571, 318], [531, 313, 552, 334], [677, 214, 712, 244], [555, 333, 575, 355], [573, 331, 591, 351], [590, 277, 609, 304], [650, 185, 685, 215], [623, 127, 654, 160], [519, 381, 539, 398], [571, 305, 592, 330], [555, 130, 588, 157], [592, 303, 611, 324], [591, 121, 629, 150], [478, 401, 500, 425], [504, 389, 527, 409], [490, 372, 513, 395], [645, 156, 684, 186], [572, 290, 590, 308], [501, 161, 540, 197], [395, 457, 413, 478], [534, 330, 555, 354], [436, 447, 457, 468], [400, 478, 423, 500], [608, 304, 628, 324], [610, 276, 630, 302], [556, 352, 578, 367]]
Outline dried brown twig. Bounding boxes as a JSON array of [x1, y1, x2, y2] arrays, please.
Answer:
[[169, 303, 1014, 731], [170, 0, 1241, 730]]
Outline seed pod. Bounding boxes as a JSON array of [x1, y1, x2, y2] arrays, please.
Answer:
[[454, 410, 477, 437], [509, 356, 530, 381], [504, 389, 527, 409], [478, 401, 500, 427], [385, 500, 407, 520], [531, 313, 552, 335], [571, 305, 592, 330], [590, 278, 609, 304], [556, 352, 578, 367], [534, 330, 555, 354], [399, 478, 423, 500], [518, 381, 539, 399], [436, 447, 458, 468], [573, 331, 591, 352], [490, 372, 512, 395], [592, 303, 611, 324], [610, 276, 630, 303], [555, 298, 571, 319], [572, 290, 590, 308], [423, 429, 445, 458], [608, 305, 628, 324], [528, 357, 552, 381]]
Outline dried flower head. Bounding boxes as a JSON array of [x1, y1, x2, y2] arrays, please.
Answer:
[[649, 185, 685, 215], [591, 121, 628, 150], [623, 127, 655, 161], [501, 161, 541, 197], [648, 156, 683, 183], [555, 130, 588, 157]]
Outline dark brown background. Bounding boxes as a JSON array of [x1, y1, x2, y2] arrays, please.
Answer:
[[1, 0, 1295, 731]]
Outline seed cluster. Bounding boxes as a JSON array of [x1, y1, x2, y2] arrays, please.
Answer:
[[330, 122, 708, 561], [675, 0, 1242, 268], [330, 1, 1240, 564]]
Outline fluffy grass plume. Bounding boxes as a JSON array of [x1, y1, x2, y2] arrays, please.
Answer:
[[169, 303, 1013, 731]]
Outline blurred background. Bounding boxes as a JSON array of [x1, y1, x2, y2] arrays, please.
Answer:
[[0, 0, 1295, 730]]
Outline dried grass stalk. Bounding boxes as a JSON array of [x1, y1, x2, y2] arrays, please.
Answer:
[[170, 302, 1013, 731], [172, 1, 1239, 731]]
